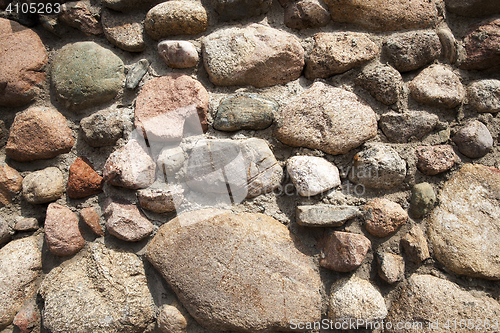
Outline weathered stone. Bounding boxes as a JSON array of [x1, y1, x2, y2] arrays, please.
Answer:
[[452, 120, 493, 158], [40, 243, 156, 333], [103, 139, 156, 189], [323, 0, 441, 31], [386, 274, 500, 333], [45, 203, 85, 256], [328, 276, 387, 324], [213, 93, 277, 132], [349, 145, 407, 190], [134, 74, 209, 142], [157, 146, 185, 176], [6, 108, 75, 162], [428, 164, 500, 279], [0, 164, 22, 206], [274, 82, 377, 155], [147, 209, 322, 332], [186, 138, 283, 200], [380, 111, 438, 143], [158, 305, 187, 333], [364, 198, 408, 238], [409, 65, 465, 108], [59, 1, 103, 35], [468, 79, 500, 113], [80, 207, 103, 236], [286, 156, 341, 196], [0, 18, 48, 107], [409, 183, 436, 219], [284, 0, 330, 30], [305, 32, 379, 80], [0, 218, 9, 245], [102, 8, 145, 52], [158, 40, 198, 68], [437, 27, 457, 63], [203, 24, 304, 87], [12, 301, 40, 333], [52, 41, 125, 111], [13, 217, 39, 232], [320, 231, 371, 272], [215, 0, 272, 22], [355, 64, 403, 105], [415, 145, 456, 175], [445, 0, 500, 17], [102, 0, 162, 11], [384, 31, 442, 72], [377, 252, 404, 284], [22, 167, 65, 204], [459, 18, 500, 70], [126, 59, 149, 89], [104, 198, 153, 241], [67, 157, 103, 199], [80, 109, 123, 148], [145, 1, 208, 40], [296, 205, 361, 227], [0, 236, 41, 330], [401, 225, 430, 263], [137, 183, 184, 213]]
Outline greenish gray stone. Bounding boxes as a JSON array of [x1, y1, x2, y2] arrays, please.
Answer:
[[213, 93, 277, 132], [52, 42, 125, 111], [296, 205, 361, 227], [126, 59, 149, 90], [410, 183, 436, 218]]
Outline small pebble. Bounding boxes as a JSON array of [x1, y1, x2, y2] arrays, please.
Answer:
[[377, 252, 405, 284], [287, 156, 341, 197], [363, 198, 408, 238], [158, 305, 188, 333], [126, 59, 149, 89], [410, 183, 436, 219], [13, 217, 39, 231], [158, 40, 198, 69], [415, 145, 456, 175], [80, 207, 104, 236], [401, 225, 430, 263]]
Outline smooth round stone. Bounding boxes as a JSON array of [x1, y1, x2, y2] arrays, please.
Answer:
[[158, 40, 198, 68], [452, 120, 493, 158], [145, 1, 208, 40], [213, 93, 277, 132], [22, 167, 65, 204], [51, 41, 125, 111], [102, 9, 146, 52]]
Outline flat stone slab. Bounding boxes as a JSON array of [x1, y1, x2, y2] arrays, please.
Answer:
[[296, 205, 361, 227]]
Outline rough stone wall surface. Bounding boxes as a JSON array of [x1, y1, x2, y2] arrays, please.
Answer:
[[0, 0, 500, 332]]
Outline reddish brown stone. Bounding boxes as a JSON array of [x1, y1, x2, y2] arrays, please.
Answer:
[[364, 198, 408, 238], [460, 18, 500, 71], [59, 1, 103, 35], [0, 18, 48, 107], [415, 145, 456, 175], [67, 157, 103, 199], [6, 108, 75, 162], [104, 198, 153, 242], [0, 164, 22, 206], [320, 231, 371, 272], [44, 203, 85, 256], [134, 74, 208, 142], [80, 207, 103, 236], [12, 301, 40, 333], [401, 225, 430, 263]]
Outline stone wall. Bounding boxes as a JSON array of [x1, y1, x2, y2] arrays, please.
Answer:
[[0, 0, 500, 332]]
